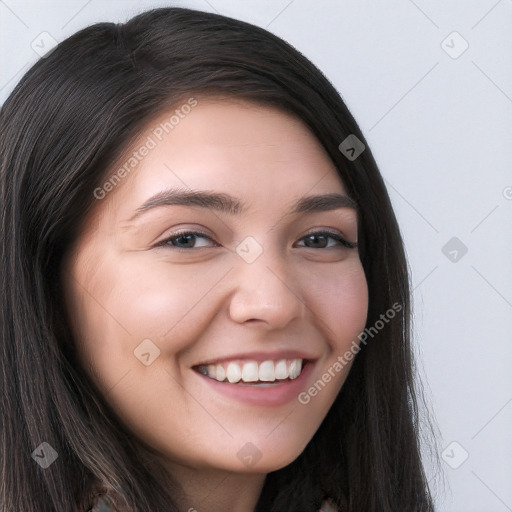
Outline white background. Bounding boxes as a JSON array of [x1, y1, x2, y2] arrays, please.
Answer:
[[1, 1, 511, 511]]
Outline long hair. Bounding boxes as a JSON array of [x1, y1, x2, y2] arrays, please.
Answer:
[[0, 7, 440, 511]]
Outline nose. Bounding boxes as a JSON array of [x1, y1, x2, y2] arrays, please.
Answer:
[[227, 240, 305, 329]]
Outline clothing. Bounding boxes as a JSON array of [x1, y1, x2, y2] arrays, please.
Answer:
[[86, 482, 130, 512], [88, 496, 340, 511], [318, 497, 340, 512], [87, 493, 119, 512]]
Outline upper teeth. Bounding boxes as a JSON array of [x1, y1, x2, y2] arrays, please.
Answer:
[[198, 358, 303, 383]]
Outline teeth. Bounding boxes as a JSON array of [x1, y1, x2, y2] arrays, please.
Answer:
[[241, 361, 259, 382], [258, 360, 274, 381], [207, 364, 216, 379], [274, 359, 288, 379], [288, 359, 301, 379], [226, 362, 242, 383], [198, 358, 304, 383], [215, 364, 226, 382]]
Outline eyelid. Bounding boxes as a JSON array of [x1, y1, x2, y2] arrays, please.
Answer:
[[300, 228, 357, 248], [154, 229, 216, 249]]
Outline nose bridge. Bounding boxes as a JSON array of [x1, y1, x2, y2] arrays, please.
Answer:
[[228, 235, 304, 326]]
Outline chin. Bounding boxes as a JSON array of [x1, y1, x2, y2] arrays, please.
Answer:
[[231, 437, 312, 474]]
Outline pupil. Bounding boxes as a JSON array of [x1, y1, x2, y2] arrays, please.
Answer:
[[176, 234, 195, 248], [306, 234, 327, 248]]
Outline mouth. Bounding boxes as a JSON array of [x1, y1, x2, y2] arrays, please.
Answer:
[[192, 356, 316, 406], [192, 358, 311, 386]]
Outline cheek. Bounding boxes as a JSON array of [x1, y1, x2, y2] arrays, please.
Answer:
[[65, 252, 236, 409], [292, 260, 367, 431], [110, 256, 229, 348], [63, 253, 214, 436], [76, 252, 224, 344], [301, 258, 369, 345]]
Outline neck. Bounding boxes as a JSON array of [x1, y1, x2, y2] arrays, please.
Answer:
[[170, 465, 267, 512]]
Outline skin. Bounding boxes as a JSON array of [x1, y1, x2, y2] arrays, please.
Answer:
[[62, 98, 369, 512]]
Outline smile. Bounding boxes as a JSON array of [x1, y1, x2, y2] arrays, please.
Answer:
[[193, 357, 316, 407], [195, 358, 305, 384]]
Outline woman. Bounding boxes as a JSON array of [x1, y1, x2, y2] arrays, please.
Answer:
[[0, 7, 439, 512]]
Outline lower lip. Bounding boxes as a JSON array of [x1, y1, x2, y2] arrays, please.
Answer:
[[194, 361, 316, 407]]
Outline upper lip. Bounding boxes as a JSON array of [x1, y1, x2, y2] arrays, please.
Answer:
[[192, 350, 320, 367]]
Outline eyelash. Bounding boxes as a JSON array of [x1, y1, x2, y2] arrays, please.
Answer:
[[154, 229, 357, 251]]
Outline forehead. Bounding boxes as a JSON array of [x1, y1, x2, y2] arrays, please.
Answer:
[[94, 98, 347, 224]]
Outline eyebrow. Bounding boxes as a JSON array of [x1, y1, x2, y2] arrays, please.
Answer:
[[127, 188, 358, 222]]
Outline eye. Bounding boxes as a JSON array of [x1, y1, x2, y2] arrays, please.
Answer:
[[295, 230, 357, 250], [155, 230, 218, 250], [154, 229, 357, 251]]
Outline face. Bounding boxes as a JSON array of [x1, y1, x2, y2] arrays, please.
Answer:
[[62, 98, 368, 478]]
